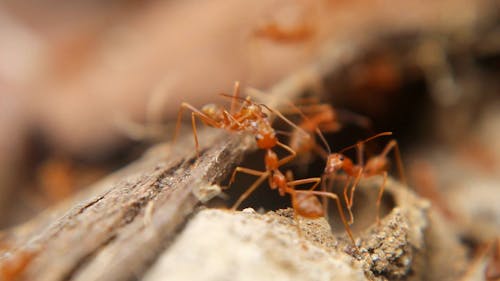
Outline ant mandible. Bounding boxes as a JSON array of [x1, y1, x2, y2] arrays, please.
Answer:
[[322, 132, 407, 225]]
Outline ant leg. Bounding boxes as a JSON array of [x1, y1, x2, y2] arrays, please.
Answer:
[[191, 111, 223, 157], [342, 176, 352, 206], [276, 141, 297, 167], [375, 171, 388, 226], [190, 112, 201, 157], [223, 110, 243, 129], [261, 104, 309, 139], [173, 103, 187, 144], [347, 168, 363, 225], [355, 140, 365, 167], [286, 188, 304, 239], [380, 140, 407, 184], [320, 175, 330, 219], [229, 167, 269, 210], [295, 190, 355, 245], [341, 176, 355, 224], [229, 167, 265, 185], [339, 132, 393, 154], [173, 103, 220, 156], [287, 177, 321, 191]]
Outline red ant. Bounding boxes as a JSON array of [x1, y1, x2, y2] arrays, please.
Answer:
[[227, 102, 355, 244], [283, 98, 371, 166], [173, 82, 268, 157], [253, 22, 314, 44], [229, 149, 355, 244], [173, 82, 307, 158], [322, 132, 406, 225]]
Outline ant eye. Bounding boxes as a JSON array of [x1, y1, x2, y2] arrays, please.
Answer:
[[339, 156, 345, 161]]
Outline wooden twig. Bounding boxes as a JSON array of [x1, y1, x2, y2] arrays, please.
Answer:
[[0, 37, 367, 281]]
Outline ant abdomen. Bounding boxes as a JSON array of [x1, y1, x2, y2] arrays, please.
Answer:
[[294, 193, 324, 219]]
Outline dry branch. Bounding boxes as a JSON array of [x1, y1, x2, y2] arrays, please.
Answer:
[[0, 38, 367, 281]]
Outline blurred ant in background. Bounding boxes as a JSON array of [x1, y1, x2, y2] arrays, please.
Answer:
[[282, 97, 371, 168], [253, 21, 315, 44]]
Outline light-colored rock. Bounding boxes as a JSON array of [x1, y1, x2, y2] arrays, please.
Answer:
[[143, 208, 367, 281]]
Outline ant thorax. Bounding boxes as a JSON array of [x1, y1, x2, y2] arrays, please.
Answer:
[[264, 149, 279, 170]]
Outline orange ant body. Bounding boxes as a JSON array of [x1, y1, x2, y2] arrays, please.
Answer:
[[253, 22, 314, 44], [229, 147, 355, 244], [174, 82, 307, 158], [322, 132, 406, 225], [227, 100, 355, 244], [173, 82, 269, 156]]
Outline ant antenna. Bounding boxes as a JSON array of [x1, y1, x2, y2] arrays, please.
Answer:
[[315, 127, 331, 155], [219, 92, 250, 104], [258, 103, 309, 139], [339, 132, 393, 154]]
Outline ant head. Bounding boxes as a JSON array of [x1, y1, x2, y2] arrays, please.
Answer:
[[201, 104, 223, 119], [324, 153, 345, 174], [255, 130, 277, 149]]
